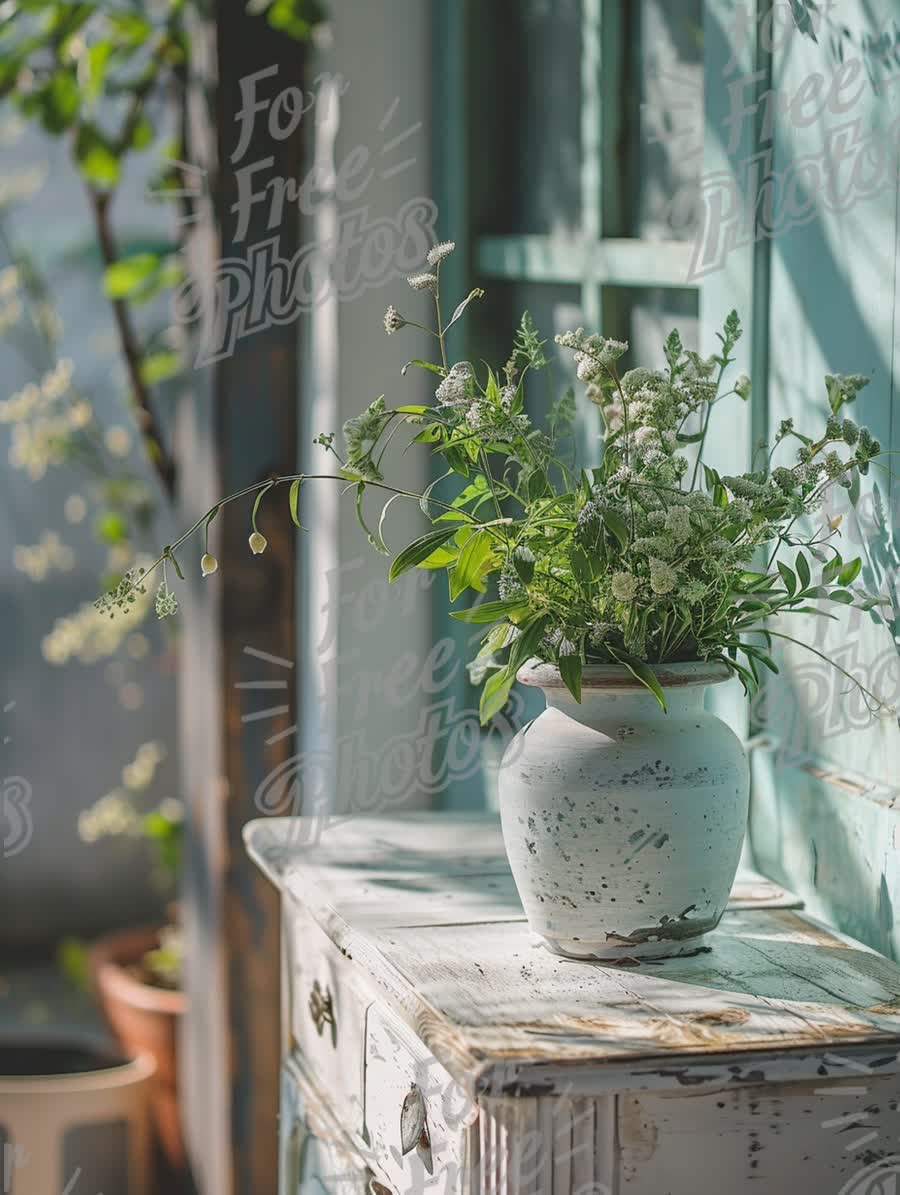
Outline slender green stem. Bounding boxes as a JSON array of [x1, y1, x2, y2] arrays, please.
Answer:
[[114, 472, 513, 598], [759, 628, 890, 712], [434, 263, 448, 371], [689, 358, 730, 491]]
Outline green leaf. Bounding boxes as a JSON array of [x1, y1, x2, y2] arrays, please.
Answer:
[[288, 479, 303, 527], [85, 39, 112, 101], [388, 525, 459, 581], [107, 12, 153, 43], [104, 255, 158, 299], [451, 598, 530, 624], [34, 70, 80, 133], [827, 589, 855, 604], [570, 547, 593, 584], [608, 648, 667, 712], [602, 509, 629, 549], [395, 404, 430, 414], [444, 287, 484, 333], [822, 555, 843, 585], [263, 0, 327, 41], [703, 465, 721, 492], [741, 644, 779, 674], [252, 481, 274, 532], [417, 545, 458, 569], [777, 562, 796, 596], [479, 667, 514, 725], [140, 350, 182, 385], [128, 113, 154, 151], [449, 528, 493, 600], [724, 656, 758, 698], [507, 614, 550, 675], [559, 653, 582, 703], [525, 467, 549, 502], [675, 430, 706, 444], [739, 570, 778, 592], [401, 359, 445, 377], [512, 544, 535, 585], [412, 423, 442, 444], [74, 122, 120, 186], [795, 551, 811, 590], [57, 936, 89, 992], [443, 443, 470, 477], [96, 511, 127, 544], [837, 557, 862, 586], [374, 492, 403, 551]]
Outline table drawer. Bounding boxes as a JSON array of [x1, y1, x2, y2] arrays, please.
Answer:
[[280, 1058, 375, 1195], [362, 1004, 474, 1194], [285, 897, 374, 1136]]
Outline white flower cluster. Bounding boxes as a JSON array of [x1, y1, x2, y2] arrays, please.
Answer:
[[435, 361, 475, 408], [408, 272, 437, 293], [78, 791, 142, 843], [383, 304, 406, 334], [47, 560, 154, 664], [0, 163, 47, 211], [555, 329, 628, 384], [13, 530, 75, 582], [427, 240, 456, 266], [0, 359, 91, 480]]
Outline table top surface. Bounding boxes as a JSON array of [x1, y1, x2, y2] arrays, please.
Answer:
[[246, 814, 900, 1092]]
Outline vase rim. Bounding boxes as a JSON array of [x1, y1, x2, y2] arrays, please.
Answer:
[[516, 658, 732, 691]]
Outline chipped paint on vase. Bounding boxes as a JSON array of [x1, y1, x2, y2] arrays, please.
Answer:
[[498, 660, 750, 961]]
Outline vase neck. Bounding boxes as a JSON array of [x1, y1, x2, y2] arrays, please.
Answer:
[[543, 685, 707, 725]]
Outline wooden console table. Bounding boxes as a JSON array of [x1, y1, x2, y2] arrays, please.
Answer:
[[245, 814, 900, 1195]]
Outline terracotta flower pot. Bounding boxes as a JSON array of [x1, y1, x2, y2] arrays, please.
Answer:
[[89, 925, 188, 1173]]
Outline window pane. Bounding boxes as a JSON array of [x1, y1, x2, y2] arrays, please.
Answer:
[[607, 287, 700, 366], [626, 0, 704, 240], [473, 0, 583, 236]]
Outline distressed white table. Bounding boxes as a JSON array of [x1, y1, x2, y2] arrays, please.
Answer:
[[245, 814, 900, 1195]]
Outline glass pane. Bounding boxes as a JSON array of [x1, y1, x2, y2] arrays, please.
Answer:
[[606, 287, 701, 367], [473, 0, 583, 236], [626, 0, 705, 240]]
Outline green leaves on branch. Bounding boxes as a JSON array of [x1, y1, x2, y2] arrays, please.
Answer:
[[449, 528, 492, 600], [558, 651, 582, 703], [479, 667, 516, 725], [75, 122, 120, 186], [388, 526, 459, 581], [104, 254, 182, 305], [289, 480, 304, 528], [450, 598, 529, 624], [608, 649, 667, 712]]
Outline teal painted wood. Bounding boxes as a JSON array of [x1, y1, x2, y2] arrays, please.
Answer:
[[699, 0, 772, 738], [579, 0, 605, 458], [476, 235, 694, 288], [731, 0, 900, 951], [750, 750, 900, 962], [431, 0, 485, 810]]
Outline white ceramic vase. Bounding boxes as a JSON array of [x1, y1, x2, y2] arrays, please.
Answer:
[[498, 660, 749, 960]]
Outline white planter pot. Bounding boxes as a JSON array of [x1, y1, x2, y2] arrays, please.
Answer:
[[498, 660, 749, 960], [0, 1038, 155, 1195]]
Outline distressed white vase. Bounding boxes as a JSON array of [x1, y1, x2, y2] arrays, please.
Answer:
[[498, 660, 749, 960]]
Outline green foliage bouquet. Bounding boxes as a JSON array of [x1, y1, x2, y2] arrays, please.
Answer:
[[97, 241, 889, 722]]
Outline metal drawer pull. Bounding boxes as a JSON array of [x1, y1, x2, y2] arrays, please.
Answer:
[[400, 1084, 433, 1174], [308, 979, 335, 1040]]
